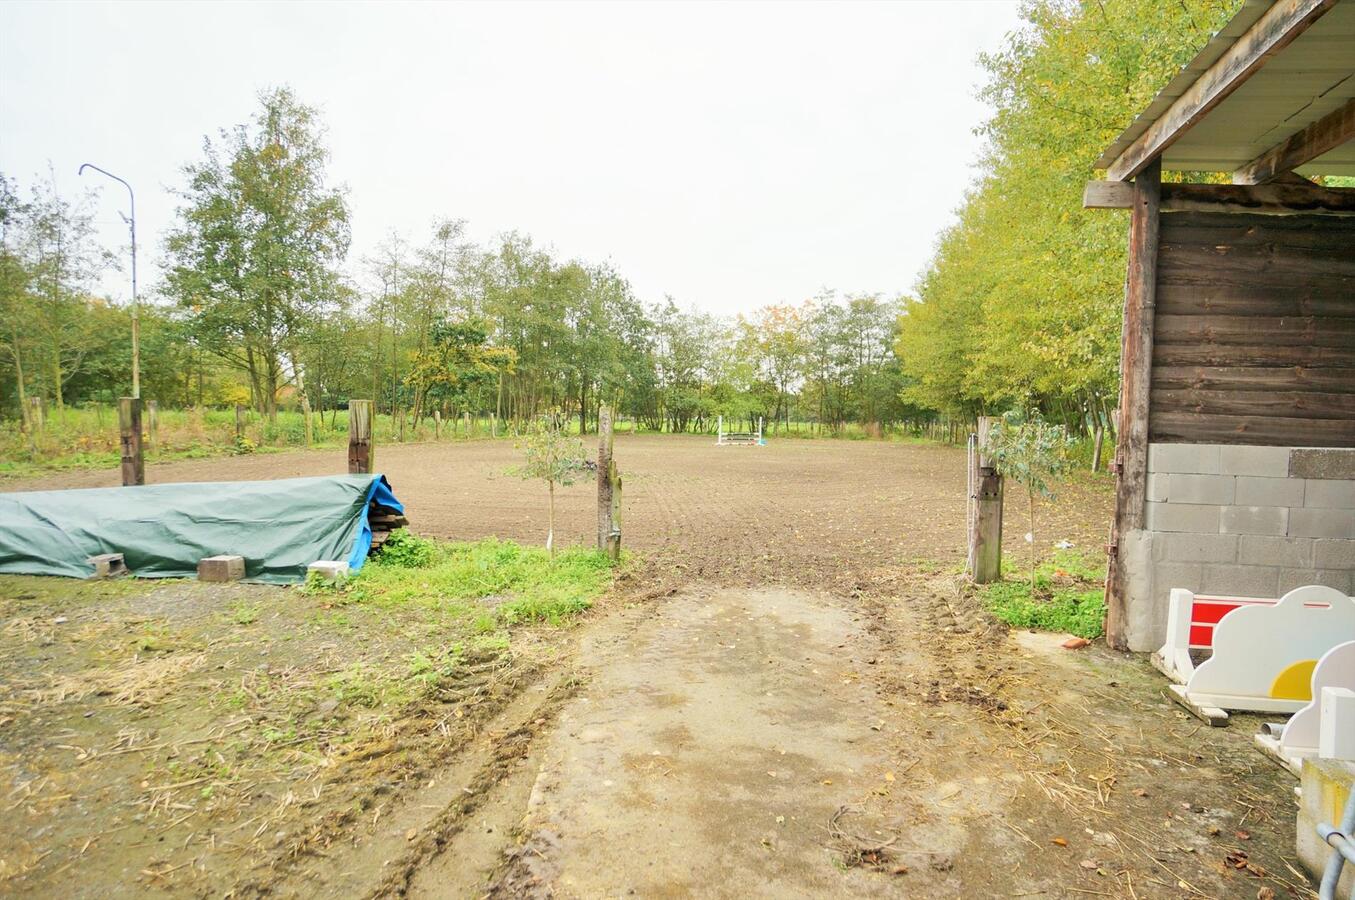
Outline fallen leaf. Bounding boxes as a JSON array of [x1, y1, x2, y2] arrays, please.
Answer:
[[884, 772, 896, 783], [1235, 829, 1251, 841], [1061, 637, 1090, 650], [891, 865, 909, 876], [1052, 837, 1068, 847], [1132, 788, 1148, 797], [405, 828, 417, 841], [1079, 859, 1098, 870]]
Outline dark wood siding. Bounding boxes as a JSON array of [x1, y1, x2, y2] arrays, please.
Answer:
[[1149, 211, 1355, 447]]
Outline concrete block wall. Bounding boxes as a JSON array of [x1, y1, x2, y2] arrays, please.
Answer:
[[1124, 443, 1355, 651]]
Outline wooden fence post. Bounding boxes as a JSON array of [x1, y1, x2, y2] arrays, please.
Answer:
[[348, 399, 374, 474], [597, 404, 621, 560], [118, 397, 145, 486], [235, 404, 246, 443], [969, 415, 1003, 584], [464, 411, 472, 439], [491, 412, 497, 438], [146, 400, 159, 446], [433, 409, 441, 439]]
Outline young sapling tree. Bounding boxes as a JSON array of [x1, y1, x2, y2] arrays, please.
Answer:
[[513, 414, 589, 557], [980, 410, 1073, 592]]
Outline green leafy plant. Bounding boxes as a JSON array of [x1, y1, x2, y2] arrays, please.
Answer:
[[512, 414, 590, 556], [981, 410, 1073, 590], [379, 528, 437, 568]]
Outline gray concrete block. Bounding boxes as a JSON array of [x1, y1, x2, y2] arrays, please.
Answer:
[[1148, 443, 1220, 475], [1237, 535, 1312, 569], [1167, 474, 1234, 505], [1200, 563, 1280, 598], [1303, 479, 1355, 509], [1151, 562, 1204, 596], [1313, 539, 1355, 569], [1219, 445, 1291, 478], [1146, 472, 1169, 503], [1234, 476, 1303, 508], [308, 560, 350, 582], [1152, 532, 1237, 564], [1220, 505, 1288, 536], [1278, 568, 1353, 595], [198, 554, 246, 582], [87, 553, 128, 579], [1290, 448, 1355, 480], [1146, 502, 1220, 534], [1289, 507, 1355, 539]]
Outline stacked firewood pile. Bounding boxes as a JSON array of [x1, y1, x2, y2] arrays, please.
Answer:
[[368, 499, 408, 553]]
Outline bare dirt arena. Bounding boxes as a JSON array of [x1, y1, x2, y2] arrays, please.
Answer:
[[1, 436, 1310, 898]]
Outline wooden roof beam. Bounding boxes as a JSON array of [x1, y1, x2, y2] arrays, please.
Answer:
[[1083, 179, 1355, 216], [1233, 97, 1355, 184], [1104, 0, 1336, 182]]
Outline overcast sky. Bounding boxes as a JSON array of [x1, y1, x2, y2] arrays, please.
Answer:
[[2, 0, 1022, 316]]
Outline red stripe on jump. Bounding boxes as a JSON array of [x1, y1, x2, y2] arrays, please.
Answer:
[[1191, 600, 1248, 625], [1188, 624, 1214, 649]]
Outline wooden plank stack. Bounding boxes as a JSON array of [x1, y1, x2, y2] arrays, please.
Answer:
[[368, 500, 408, 553]]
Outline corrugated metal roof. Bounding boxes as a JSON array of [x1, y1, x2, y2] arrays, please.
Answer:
[[1095, 0, 1355, 176]]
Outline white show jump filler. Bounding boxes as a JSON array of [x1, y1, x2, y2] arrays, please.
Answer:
[[1178, 585, 1355, 715], [716, 415, 765, 446]]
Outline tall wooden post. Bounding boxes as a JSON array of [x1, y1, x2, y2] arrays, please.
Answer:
[[235, 403, 246, 442], [491, 412, 497, 438], [348, 399, 374, 474], [1105, 157, 1161, 651], [597, 403, 621, 560], [464, 411, 472, 439], [970, 416, 1003, 583], [146, 400, 159, 446], [118, 397, 145, 486], [433, 409, 442, 439]]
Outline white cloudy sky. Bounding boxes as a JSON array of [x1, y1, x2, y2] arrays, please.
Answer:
[[1, 0, 1022, 316]]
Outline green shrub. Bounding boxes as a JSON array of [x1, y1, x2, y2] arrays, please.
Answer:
[[378, 528, 438, 568]]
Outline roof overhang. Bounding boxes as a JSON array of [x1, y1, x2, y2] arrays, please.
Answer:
[[1096, 0, 1355, 182]]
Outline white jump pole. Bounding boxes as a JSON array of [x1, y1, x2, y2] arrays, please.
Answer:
[[717, 414, 724, 445], [758, 416, 763, 445]]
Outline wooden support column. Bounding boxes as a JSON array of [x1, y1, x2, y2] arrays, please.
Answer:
[[597, 403, 621, 561], [348, 399, 374, 474], [118, 397, 145, 486], [970, 416, 1003, 584], [1106, 157, 1162, 651]]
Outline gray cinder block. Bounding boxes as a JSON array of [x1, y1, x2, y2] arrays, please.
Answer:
[[1234, 476, 1304, 508], [87, 553, 128, 579], [1313, 539, 1355, 569], [1167, 474, 1235, 505], [1152, 532, 1237, 564], [1289, 508, 1355, 540], [198, 555, 245, 582], [1148, 443, 1221, 475], [1200, 563, 1280, 599], [1237, 535, 1312, 569], [1278, 568, 1353, 595], [1146, 502, 1220, 534], [308, 560, 350, 582], [1220, 505, 1288, 536], [1219, 445, 1291, 478], [1290, 448, 1355, 480], [1303, 479, 1355, 509]]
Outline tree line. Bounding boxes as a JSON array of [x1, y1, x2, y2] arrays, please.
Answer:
[[2, 87, 927, 438], [895, 0, 1242, 458]]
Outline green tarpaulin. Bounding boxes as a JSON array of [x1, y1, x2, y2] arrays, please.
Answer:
[[0, 474, 403, 584]]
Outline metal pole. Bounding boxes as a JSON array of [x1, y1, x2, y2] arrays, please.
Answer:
[[78, 163, 139, 398]]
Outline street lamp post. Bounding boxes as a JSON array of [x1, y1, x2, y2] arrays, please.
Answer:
[[78, 163, 140, 398]]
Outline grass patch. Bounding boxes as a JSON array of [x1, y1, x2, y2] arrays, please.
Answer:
[[980, 549, 1106, 639], [343, 536, 617, 626]]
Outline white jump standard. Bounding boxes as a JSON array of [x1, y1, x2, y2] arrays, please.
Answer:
[[716, 415, 765, 446]]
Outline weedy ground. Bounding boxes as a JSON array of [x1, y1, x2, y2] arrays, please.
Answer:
[[0, 534, 620, 895]]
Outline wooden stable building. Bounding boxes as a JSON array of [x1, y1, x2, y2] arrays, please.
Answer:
[[1085, 0, 1355, 652]]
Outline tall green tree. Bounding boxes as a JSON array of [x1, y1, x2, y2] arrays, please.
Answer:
[[164, 86, 350, 419]]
